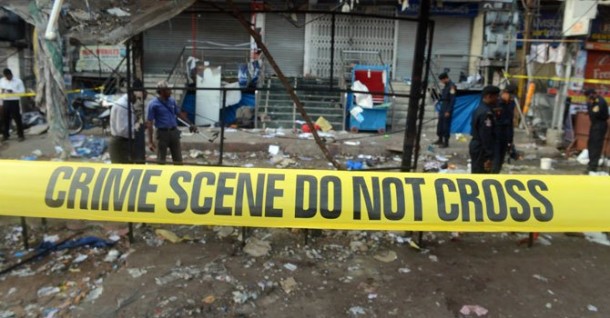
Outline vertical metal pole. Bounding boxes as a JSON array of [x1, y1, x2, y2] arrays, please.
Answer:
[[330, 12, 336, 90], [218, 89, 227, 165], [126, 41, 135, 244], [401, 0, 431, 172], [126, 41, 133, 161], [412, 21, 435, 172], [20, 217, 28, 250]]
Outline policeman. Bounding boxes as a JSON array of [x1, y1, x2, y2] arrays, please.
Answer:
[[470, 85, 500, 174], [492, 86, 516, 173], [434, 73, 457, 148], [585, 88, 609, 173]]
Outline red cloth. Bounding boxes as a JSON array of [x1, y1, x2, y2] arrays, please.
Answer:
[[354, 70, 385, 103]]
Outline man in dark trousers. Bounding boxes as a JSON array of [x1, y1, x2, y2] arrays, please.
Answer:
[[0, 68, 25, 142], [492, 86, 516, 173], [470, 85, 500, 174], [585, 88, 609, 173], [434, 73, 457, 148], [146, 80, 197, 165]]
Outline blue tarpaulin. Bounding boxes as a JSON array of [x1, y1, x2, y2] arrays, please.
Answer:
[[449, 93, 481, 134]]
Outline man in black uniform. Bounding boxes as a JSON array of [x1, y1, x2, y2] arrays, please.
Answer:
[[585, 88, 609, 173], [492, 86, 516, 173], [434, 73, 457, 148], [470, 86, 500, 174]]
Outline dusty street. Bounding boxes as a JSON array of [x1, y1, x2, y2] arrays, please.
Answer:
[[0, 128, 609, 318]]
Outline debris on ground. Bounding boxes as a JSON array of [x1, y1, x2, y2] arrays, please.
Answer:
[[459, 304, 489, 316], [243, 238, 271, 257], [373, 250, 397, 263]]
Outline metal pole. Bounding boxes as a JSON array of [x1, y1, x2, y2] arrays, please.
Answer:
[[218, 89, 227, 165], [20, 217, 28, 250], [126, 40, 135, 244], [413, 20, 435, 172], [401, 0, 431, 172], [330, 12, 335, 90]]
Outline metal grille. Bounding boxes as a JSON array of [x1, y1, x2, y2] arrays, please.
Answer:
[[306, 13, 395, 78]]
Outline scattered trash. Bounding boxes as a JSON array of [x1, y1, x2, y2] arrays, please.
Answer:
[[348, 306, 366, 315], [72, 254, 88, 264], [584, 232, 610, 246], [283, 263, 298, 271], [280, 277, 298, 294], [367, 293, 378, 300], [214, 226, 234, 238], [398, 267, 411, 274], [43, 234, 59, 243], [155, 229, 182, 243], [268, 145, 281, 156], [85, 287, 103, 302], [428, 255, 439, 262], [127, 268, 148, 279], [32, 149, 43, 157], [316, 116, 333, 132], [435, 154, 448, 162], [189, 149, 204, 159], [545, 303, 552, 309], [202, 295, 216, 304], [243, 238, 271, 257], [232, 290, 258, 304], [37, 286, 60, 298], [374, 250, 397, 263], [459, 304, 489, 316], [533, 274, 548, 282], [103, 249, 120, 262], [106, 7, 131, 17], [344, 141, 361, 146], [587, 304, 598, 312], [346, 160, 365, 170], [0, 310, 15, 318]]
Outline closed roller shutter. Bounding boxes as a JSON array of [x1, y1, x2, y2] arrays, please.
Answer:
[[143, 12, 250, 75], [396, 17, 472, 81], [264, 13, 306, 77]]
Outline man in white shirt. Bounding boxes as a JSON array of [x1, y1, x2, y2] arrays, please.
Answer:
[[109, 80, 147, 163], [0, 68, 25, 142]]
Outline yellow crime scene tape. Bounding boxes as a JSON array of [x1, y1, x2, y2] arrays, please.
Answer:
[[0, 86, 105, 99], [1, 160, 609, 232], [504, 73, 610, 85]]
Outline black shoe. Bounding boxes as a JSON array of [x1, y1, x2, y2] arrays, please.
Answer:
[[433, 139, 443, 145]]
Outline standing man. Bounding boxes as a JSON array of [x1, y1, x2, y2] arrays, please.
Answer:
[[585, 88, 609, 173], [492, 86, 516, 173], [0, 68, 25, 142], [146, 80, 197, 165], [109, 79, 147, 164], [434, 73, 457, 148], [470, 86, 500, 174]]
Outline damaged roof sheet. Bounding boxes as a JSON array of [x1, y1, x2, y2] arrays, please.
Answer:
[[0, 0, 196, 45]]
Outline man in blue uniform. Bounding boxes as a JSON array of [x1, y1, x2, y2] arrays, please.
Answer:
[[146, 81, 197, 164], [470, 86, 500, 174], [434, 73, 456, 148], [492, 86, 516, 173], [585, 88, 609, 173]]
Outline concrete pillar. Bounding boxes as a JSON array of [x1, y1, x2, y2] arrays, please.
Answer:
[[468, 13, 485, 76]]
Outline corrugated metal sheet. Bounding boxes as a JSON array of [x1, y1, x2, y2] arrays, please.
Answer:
[[264, 13, 306, 77], [143, 12, 250, 75]]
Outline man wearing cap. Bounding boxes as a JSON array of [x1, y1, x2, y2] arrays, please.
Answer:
[[146, 80, 197, 164], [470, 85, 500, 174], [585, 88, 609, 173], [0, 68, 25, 142], [434, 73, 457, 148], [109, 79, 147, 164], [492, 86, 517, 173]]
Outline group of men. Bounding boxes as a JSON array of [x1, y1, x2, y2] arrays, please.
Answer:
[[435, 74, 516, 174], [109, 80, 197, 165], [437, 73, 609, 174]]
